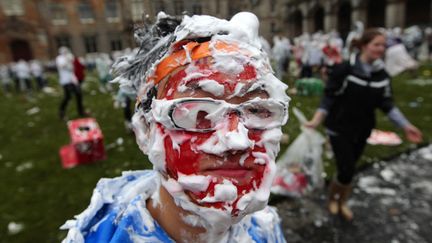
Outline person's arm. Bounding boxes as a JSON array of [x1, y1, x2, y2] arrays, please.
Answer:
[[304, 108, 326, 129], [305, 63, 349, 128], [379, 81, 423, 143], [387, 107, 423, 143]]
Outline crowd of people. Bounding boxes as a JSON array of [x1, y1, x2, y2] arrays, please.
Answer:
[[0, 47, 136, 129], [1, 20, 430, 129], [267, 22, 432, 81], [0, 59, 48, 96]]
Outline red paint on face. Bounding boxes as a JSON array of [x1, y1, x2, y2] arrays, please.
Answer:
[[161, 60, 257, 98], [163, 124, 268, 213], [158, 59, 270, 212]]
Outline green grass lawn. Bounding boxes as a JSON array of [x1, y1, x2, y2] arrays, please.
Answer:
[[0, 64, 431, 242]]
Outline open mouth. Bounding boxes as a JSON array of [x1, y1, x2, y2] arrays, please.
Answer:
[[203, 168, 252, 178]]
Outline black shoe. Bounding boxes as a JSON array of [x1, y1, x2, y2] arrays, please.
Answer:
[[79, 111, 91, 117]]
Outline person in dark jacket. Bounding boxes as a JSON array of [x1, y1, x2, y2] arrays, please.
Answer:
[[305, 29, 423, 221]]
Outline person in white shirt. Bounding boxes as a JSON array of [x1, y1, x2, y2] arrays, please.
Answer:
[[0, 64, 12, 95], [15, 59, 32, 92], [56, 47, 86, 120], [30, 60, 46, 90]]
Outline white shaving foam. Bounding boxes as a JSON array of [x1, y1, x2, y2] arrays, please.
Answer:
[[177, 173, 211, 193], [198, 79, 225, 96]]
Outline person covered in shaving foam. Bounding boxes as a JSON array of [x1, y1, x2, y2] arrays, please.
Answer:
[[61, 12, 289, 243]]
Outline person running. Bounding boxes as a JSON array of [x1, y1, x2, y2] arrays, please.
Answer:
[[305, 29, 423, 221], [61, 12, 289, 242], [56, 47, 86, 120]]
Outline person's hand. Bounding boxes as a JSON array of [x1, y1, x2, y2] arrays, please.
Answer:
[[404, 124, 423, 143], [303, 120, 319, 129], [303, 109, 326, 129]]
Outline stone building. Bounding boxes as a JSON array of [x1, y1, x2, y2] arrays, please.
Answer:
[[0, 0, 49, 63], [0, 0, 431, 64], [0, 0, 132, 63], [283, 0, 432, 39]]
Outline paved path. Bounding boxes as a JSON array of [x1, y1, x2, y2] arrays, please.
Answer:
[[273, 145, 432, 243]]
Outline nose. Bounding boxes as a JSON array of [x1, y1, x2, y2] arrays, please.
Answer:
[[196, 110, 254, 155], [220, 111, 253, 153], [227, 111, 241, 132]]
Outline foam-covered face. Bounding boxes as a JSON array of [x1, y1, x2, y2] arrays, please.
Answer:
[[152, 57, 282, 215]]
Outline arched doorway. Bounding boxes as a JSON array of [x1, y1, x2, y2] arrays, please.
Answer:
[[406, 0, 432, 27], [338, 1, 351, 40], [314, 6, 325, 32], [292, 10, 303, 36], [10, 39, 33, 61], [367, 0, 385, 27]]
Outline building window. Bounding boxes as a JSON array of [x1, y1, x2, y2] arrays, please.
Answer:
[[78, 1, 95, 23], [83, 35, 98, 53], [1, 0, 24, 16], [192, 3, 202, 15], [110, 37, 123, 51], [50, 3, 68, 25], [105, 0, 120, 22], [131, 0, 145, 21], [174, 0, 184, 15], [55, 36, 71, 50]]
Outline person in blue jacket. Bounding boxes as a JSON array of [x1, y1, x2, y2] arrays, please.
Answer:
[[61, 12, 290, 243]]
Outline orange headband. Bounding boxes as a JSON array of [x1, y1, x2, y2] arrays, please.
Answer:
[[147, 40, 242, 85]]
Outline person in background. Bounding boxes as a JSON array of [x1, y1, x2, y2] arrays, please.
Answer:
[[61, 12, 288, 242], [114, 88, 136, 132], [272, 35, 291, 80], [15, 59, 33, 93], [0, 64, 12, 96], [305, 29, 423, 221], [9, 62, 20, 93], [30, 60, 46, 90], [95, 54, 113, 93], [56, 47, 86, 120], [426, 27, 432, 60], [73, 56, 86, 85]]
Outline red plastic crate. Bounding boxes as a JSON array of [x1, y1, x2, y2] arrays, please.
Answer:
[[59, 144, 79, 168], [68, 118, 104, 144], [59, 118, 106, 168]]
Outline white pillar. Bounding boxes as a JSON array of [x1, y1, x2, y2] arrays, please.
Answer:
[[385, 0, 406, 28], [324, 11, 337, 32], [351, 6, 367, 25]]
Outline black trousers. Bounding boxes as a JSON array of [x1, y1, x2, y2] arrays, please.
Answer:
[[329, 132, 369, 185], [59, 83, 84, 118], [35, 76, 46, 90], [15, 78, 32, 92], [300, 65, 313, 78]]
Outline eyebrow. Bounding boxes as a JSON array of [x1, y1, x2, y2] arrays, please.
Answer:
[[184, 80, 200, 89], [179, 78, 268, 100], [244, 81, 265, 93]]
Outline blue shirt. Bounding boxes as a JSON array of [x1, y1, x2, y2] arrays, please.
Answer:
[[61, 170, 286, 243]]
